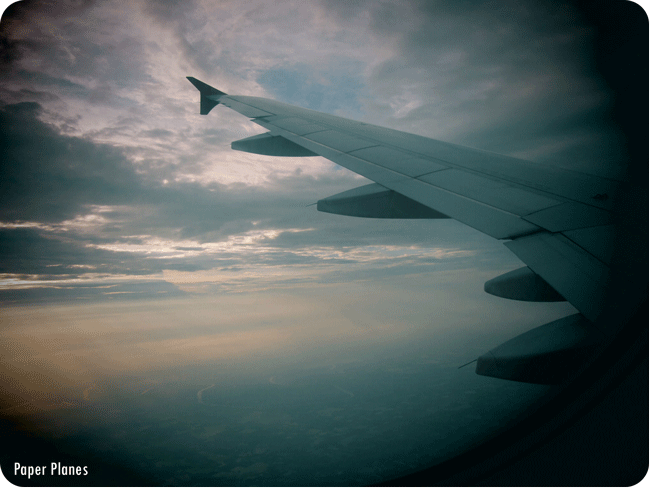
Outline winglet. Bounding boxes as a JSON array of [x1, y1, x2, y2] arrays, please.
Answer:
[[186, 77, 227, 115]]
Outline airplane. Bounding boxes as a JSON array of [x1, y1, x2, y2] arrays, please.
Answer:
[[187, 76, 645, 385]]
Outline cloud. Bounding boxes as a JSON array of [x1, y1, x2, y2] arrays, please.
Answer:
[[1, 1, 622, 173], [0, 1, 630, 305], [312, 0, 624, 175], [0, 102, 145, 222], [0, 99, 504, 302]]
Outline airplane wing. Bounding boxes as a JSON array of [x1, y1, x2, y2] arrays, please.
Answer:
[[187, 76, 643, 384]]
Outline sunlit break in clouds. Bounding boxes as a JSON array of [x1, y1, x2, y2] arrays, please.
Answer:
[[0, 0, 645, 486]]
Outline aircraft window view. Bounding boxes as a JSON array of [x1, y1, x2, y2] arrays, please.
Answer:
[[0, 1, 646, 486]]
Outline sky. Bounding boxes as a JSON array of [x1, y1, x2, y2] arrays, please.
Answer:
[[0, 0, 627, 304], [0, 0, 645, 484]]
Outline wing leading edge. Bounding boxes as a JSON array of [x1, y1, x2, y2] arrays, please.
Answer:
[[187, 77, 637, 384]]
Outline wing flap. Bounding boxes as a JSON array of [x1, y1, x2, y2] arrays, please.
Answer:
[[219, 97, 274, 118], [381, 157, 447, 178], [523, 202, 614, 232], [505, 232, 609, 324], [347, 145, 415, 165], [266, 117, 328, 135], [418, 169, 562, 215], [389, 177, 540, 239], [562, 225, 615, 265], [304, 130, 377, 152]]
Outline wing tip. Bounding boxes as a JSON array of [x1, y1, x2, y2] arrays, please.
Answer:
[[186, 77, 227, 115], [186, 76, 227, 97]]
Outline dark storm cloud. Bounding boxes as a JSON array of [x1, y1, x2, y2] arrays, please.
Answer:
[[12, 70, 90, 97], [144, 0, 195, 23], [0, 102, 248, 281], [0, 226, 221, 278], [142, 0, 218, 76], [319, 0, 624, 173], [0, 1, 94, 68], [0, 102, 142, 222], [0, 87, 60, 105], [0, 0, 151, 114], [0, 227, 105, 275], [0, 101, 289, 230]]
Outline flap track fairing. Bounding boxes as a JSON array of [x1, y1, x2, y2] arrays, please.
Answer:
[[317, 183, 450, 219], [475, 314, 605, 384], [231, 133, 317, 157], [484, 266, 566, 302]]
